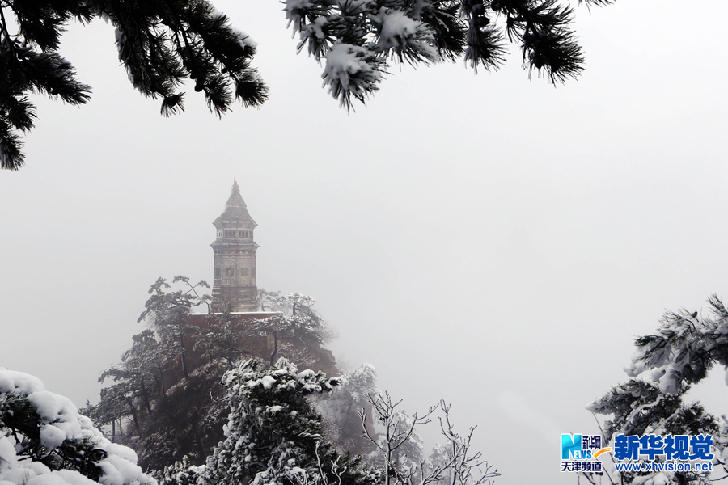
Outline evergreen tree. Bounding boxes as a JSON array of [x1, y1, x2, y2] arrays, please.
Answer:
[[90, 276, 229, 469], [91, 331, 165, 441], [0, 368, 155, 484], [1, 0, 611, 170], [83, 383, 130, 443], [257, 291, 331, 367], [159, 358, 379, 485], [0, 0, 267, 170], [586, 295, 728, 484], [96, 373, 145, 436], [289, 0, 600, 108], [87, 278, 342, 471], [139, 276, 211, 379], [194, 308, 251, 365], [140, 359, 231, 469], [98, 329, 163, 421]]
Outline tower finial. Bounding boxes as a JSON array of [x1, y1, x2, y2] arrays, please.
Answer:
[[232, 179, 239, 193]]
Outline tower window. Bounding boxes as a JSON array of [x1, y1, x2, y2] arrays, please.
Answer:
[[215, 268, 221, 279], [226, 267, 234, 276], [240, 268, 249, 276]]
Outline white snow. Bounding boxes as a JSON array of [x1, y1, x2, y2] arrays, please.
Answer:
[[374, 8, 421, 49], [371, 7, 436, 60], [260, 375, 276, 389], [323, 43, 382, 94], [0, 368, 156, 485], [247, 374, 276, 389]]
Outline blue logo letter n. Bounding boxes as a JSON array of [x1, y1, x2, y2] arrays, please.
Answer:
[[562, 434, 582, 459]]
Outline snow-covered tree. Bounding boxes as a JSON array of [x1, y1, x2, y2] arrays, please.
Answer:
[[0, 367, 156, 485], [428, 401, 498, 485], [139, 276, 211, 379], [361, 392, 431, 484], [585, 294, 728, 485], [97, 329, 163, 428], [361, 394, 498, 485], [427, 444, 453, 485], [194, 309, 251, 365], [156, 455, 206, 485], [139, 359, 231, 470], [288, 0, 595, 108], [256, 291, 331, 367], [94, 374, 144, 437], [84, 384, 131, 444], [1, 0, 611, 170], [88, 279, 343, 470], [94, 350, 230, 468], [316, 364, 379, 456], [159, 357, 378, 485], [0, 0, 267, 170], [88, 277, 228, 468]]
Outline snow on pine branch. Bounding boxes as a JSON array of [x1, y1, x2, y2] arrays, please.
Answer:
[[1, 0, 606, 170], [585, 295, 728, 484], [285, 0, 597, 106], [323, 44, 386, 108], [372, 8, 437, 62], [0, 368, 156, 485]]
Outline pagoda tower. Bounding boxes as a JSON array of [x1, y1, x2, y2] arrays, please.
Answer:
[[211, 181, 258, 312]]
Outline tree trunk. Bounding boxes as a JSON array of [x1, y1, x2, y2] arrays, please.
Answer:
[[269, 330, 278, 366], [386, 447, 392, 485], [179, 330, 189, 378], [140, 378, 152, 413], [194, 420, 206, 459], [156, 367, 165, 395], [127, 400, 141, 435]]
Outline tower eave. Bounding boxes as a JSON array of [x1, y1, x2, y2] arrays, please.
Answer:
[[213, 215, 257, 228]]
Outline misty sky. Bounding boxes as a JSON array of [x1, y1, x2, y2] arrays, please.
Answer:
[[1, 1, 728, 483]]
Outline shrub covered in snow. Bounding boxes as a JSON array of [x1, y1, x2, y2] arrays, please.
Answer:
[[0, 368, 156, 485], [159, 358, 378, 485]]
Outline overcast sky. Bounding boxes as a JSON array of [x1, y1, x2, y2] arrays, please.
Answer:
[[1, 1, 727, 483]]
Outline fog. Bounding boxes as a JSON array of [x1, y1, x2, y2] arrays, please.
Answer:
[[1, 1, 727, 483]]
